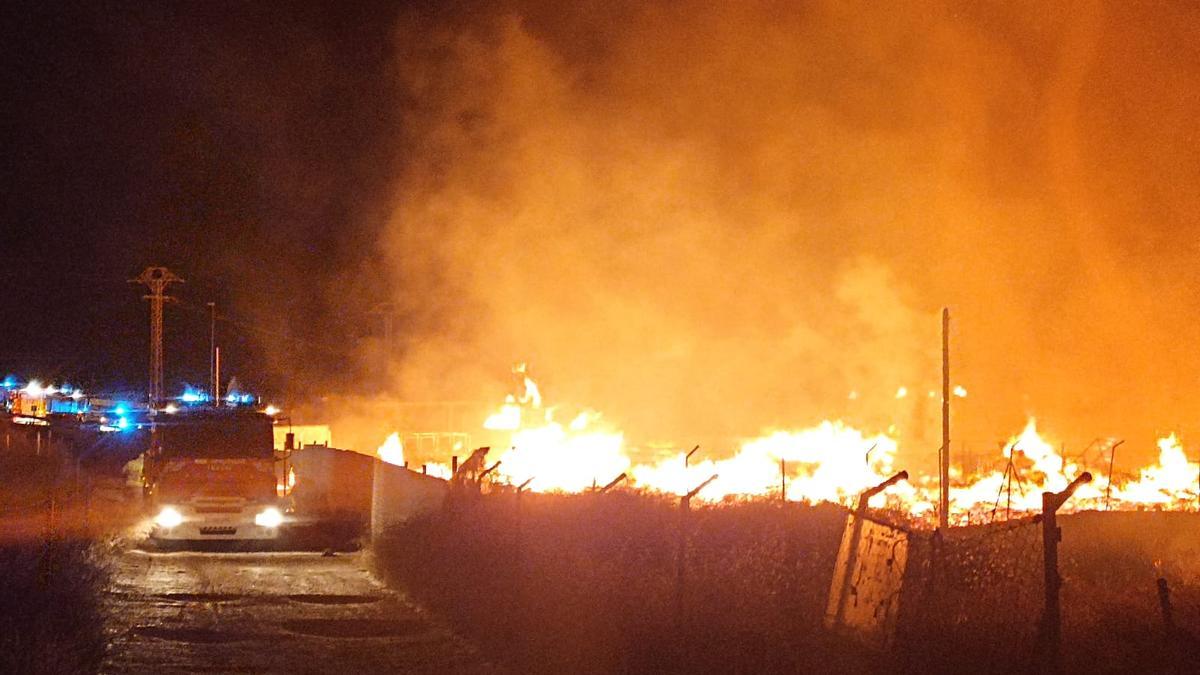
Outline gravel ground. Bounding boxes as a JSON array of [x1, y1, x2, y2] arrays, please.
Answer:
[[102, 546, 498, 674]]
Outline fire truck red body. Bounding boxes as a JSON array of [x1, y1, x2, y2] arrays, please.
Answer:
[[143, 408, 285, 541]]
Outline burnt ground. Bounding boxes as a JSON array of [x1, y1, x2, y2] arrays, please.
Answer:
[[101, 547, 498, 674]]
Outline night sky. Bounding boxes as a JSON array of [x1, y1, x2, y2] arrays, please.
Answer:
[[1, 1, 404, 398], [6, 1, 1200, 452]]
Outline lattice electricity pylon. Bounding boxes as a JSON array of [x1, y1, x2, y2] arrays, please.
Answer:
[[131, 266, 184, 407]]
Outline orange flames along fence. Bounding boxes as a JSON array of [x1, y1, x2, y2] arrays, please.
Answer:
[[376, 376, 1200, 523]]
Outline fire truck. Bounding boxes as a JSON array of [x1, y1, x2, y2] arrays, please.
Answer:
[[143, 407, 286, 541], [3, 380, 91, 420]]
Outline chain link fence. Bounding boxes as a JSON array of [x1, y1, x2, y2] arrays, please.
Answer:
[[375, 473, 1200, 673], [679, 500, 851, 671], [376, 491, 885, 672], [1056, 511, 1200, 671], [898, 515, 1044, 672]]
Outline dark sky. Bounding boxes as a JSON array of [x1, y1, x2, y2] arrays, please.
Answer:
[[5, 0, 1200, 457], [1, 1, 404, 399]]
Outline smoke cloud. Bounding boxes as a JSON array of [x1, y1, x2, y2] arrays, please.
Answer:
[[373, 1, 1200, 467]]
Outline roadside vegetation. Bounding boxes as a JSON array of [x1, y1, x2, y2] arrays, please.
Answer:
[[1, 442, 112, 675], [0, 538, 111, 674]]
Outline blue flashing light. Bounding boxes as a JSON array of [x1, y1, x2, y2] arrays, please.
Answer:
[[180, 390, 208, 404], [113, 404, 128, 416], [48, 398, 88, 415], [1, 377, 16, 389], [116, 416, 130, 430], [223, 392, 256, 406]]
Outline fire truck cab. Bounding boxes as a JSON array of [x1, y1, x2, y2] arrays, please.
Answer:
[[143, 408, 285, 541]]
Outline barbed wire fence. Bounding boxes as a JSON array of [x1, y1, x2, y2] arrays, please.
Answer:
[[399, 453, 1200, 673], [898, 515, 1045, 671], [1056, 511, 1200, 671]]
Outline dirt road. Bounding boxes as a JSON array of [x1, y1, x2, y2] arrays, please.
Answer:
[[102, 547, 495, 674]]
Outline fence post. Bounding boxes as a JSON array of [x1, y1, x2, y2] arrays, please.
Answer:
[[1104, 440, 1123, 511], [515, 477, 533, 564], [1157, 577, 1175, 636], [676, 474, 718, 630], [780, 459, 786, 501], [599, 473, 627, 493], [1040, 471, 1092, 673], [513, 477, 533, 660], [675, 494, 688, 629]]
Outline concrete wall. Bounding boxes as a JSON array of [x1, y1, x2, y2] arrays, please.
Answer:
[[371, 460, 448, 539], [290, 444, 373, 520]]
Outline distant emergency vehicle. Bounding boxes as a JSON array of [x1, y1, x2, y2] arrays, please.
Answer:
[[2, 380, 90, 419]]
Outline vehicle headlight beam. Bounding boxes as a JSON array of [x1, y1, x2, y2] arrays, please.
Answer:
[[155, 506, 183, 529], [254, 507, 283, 528]]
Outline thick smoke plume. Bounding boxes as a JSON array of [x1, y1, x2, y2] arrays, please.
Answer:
[[373, 1, 1200, 467]]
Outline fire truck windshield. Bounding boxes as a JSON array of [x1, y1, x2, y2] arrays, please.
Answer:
[[157, 415, 274, 459]]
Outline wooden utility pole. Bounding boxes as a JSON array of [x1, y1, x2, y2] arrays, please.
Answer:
[[780, 459, 787, 501], [207, 302, 217, 401], [940, 307, 950, 530], [214, 347, 221, 405], [132, 267, 183, 408]]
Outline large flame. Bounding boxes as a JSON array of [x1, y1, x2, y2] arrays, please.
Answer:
[[492, 408, 629, 492], [383, 371, 1200, 522], [947, 420, 1196, 522], [377, 432, 405, 466], [630, 423, 907, 508], [477, 374, 911, 507], [1113, 434, 1198, 506]]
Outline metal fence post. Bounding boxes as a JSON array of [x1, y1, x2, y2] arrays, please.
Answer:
[[675, 494, 688, 629], [780, 459, 786, 501], [1040, 471, 1091, 672], [599, 473, 627, 493], [1104, 440, 1124, 511], [676, 474, 718, 629], [510, 478, 534, 661], [1157, 577, 1176, 636], [515, 477, 533, 564]]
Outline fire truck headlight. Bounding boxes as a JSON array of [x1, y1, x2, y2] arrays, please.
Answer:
[[254, 507, 283, 528], [155, 507, 183, 529]]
